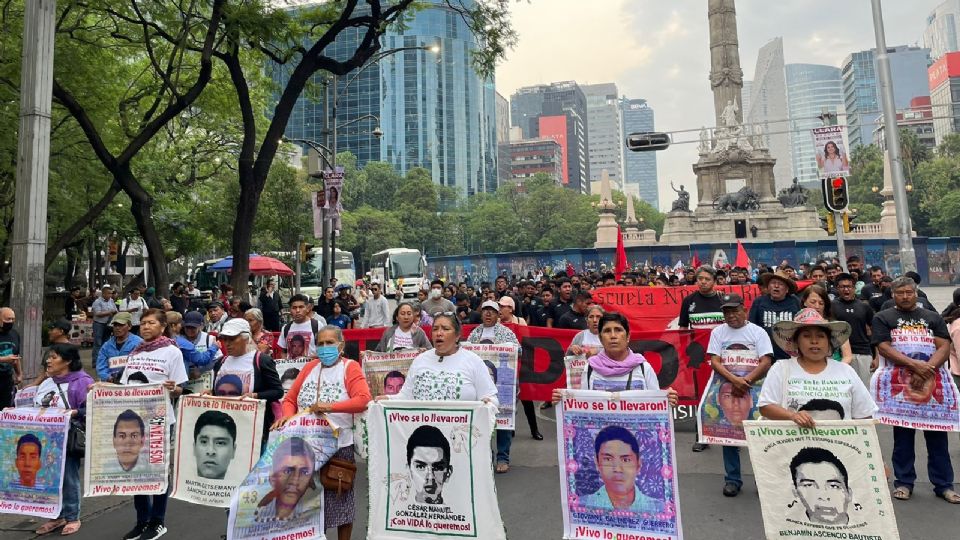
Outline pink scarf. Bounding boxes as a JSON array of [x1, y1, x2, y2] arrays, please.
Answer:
[[588, 349, 646, 377], [131, 335, 176, 355]]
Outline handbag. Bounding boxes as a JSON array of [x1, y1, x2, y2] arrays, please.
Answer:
[[54, 382, 86, 458], [313, 363, 357, 494]]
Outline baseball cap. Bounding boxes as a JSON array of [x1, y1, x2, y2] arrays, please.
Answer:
[[48, 319, 72, 333], [720, 293, 744, 308], [110, 312, 133, 326], [183, 311, 204, 328], [219, 318, 251, 337], [497, 296, 516, 310], [480, 300, 500, 311], [207, 301, 224, 310]]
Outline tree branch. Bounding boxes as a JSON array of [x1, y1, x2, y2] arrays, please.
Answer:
[[45, 183, 121, 269]]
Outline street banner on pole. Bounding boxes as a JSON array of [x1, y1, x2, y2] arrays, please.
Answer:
[[84, 383, 170, 496], [311, 190, 325, 239], [361, 350, 419, 399], [171, 395, 266, 507], [812, 126, 850, 177], [366, 400, 506, 540], [557, 389, 682, 540], [323, 167, 344, 227], [870, 365, 960, 431], [461, 343, 519, 430], [0, 408, 70, 518], [744, 420, 899, 540]]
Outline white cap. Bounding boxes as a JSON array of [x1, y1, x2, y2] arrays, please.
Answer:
[[480, 300, 500, 311], [219, 318, 251, 337]]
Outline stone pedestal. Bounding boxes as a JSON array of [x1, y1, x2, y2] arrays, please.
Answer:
[[594, 212, 620, 248], [622, 226, 657, 246], [660, 205, 825, 244]]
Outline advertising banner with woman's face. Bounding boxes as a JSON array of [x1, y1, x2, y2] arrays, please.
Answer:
[[812, 126, 850, 177]]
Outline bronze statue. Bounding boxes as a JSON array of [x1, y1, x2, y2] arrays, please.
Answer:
[[670, 182, 690, 212]]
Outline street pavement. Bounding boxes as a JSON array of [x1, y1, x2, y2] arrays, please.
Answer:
[[1, 285, 958, 539]]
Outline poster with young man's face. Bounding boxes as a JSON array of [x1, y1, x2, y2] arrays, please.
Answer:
[[697, 343, 764, 446], [171, 395, 265, 507], [745, 420, 899, 540], [360, 350, 419, 399], [0, 408, 70, 518]]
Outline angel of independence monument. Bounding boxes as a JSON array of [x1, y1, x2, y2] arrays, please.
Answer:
[[659, 0, 825, 244]]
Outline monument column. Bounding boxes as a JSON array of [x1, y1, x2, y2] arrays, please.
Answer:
[[708, 0, 744, 126]]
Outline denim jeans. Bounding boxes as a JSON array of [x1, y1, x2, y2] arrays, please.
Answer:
[[722, 446, 742, 488], [496, 430, 513, 464], [59, 455, 81, 521], [91, 322, 107, 370], [892, 426, 955, 494]]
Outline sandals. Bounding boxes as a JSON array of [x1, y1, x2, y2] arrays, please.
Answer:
[[36, 519, 66, 535], [892, 486, 912, 500], [938, 489, 960, 504], [495, 462, 509, 474]]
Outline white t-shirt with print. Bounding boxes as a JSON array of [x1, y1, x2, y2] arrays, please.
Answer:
[[120, 344, 189, 423], [120, 297, 148, 327], [215, 351, 256, 395], [34, 378, 70, 409], [395, 348, 500, 406], [391, 329, 414, 350], [277, 320, 317, 358], [706, 322, 773, 361], [294, 360, 355, 448], [758, 358, 877, 420]]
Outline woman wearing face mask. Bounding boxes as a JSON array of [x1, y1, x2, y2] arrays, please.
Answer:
[[272, 326, 371, 540]]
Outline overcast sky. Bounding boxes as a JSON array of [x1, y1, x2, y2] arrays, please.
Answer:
[[495, 0, 941, 210]]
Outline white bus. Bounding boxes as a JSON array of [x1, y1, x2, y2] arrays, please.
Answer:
[[300, 248, 356, 300], [369, 248, 425, 298]]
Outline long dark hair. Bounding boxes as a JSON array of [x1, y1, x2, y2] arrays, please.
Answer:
[[800, 284, 834, 320], [49, 343, 83, 372], [824, 140, 841, 157]]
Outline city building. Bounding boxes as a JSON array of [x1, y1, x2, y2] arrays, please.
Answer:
[[842, 45, 932, 149], [582, 83, 625, 192], [510, 81, 590, 193], [743, 38, 792, 191], [929, 51, 960, 145], [924, 0, 960, 61], [506, 138, 563, 184], [785, 64, 844, 186], [496, 91, 511, 184], [620, 97, 658, 210], [272, 0, 498, 196], [873, 96, 935, 151]]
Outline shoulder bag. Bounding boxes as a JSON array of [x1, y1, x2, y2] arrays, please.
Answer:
[[54, 382, 86, 458], [315, 363, 357, 494]]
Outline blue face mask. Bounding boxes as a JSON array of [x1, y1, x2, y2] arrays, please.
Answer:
[[317, 345, 340, 366]]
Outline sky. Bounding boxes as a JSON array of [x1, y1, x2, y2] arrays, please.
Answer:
[[495, 0, 942, 210]]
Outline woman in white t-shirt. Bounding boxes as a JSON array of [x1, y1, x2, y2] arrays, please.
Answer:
[[566, 305, 604, 357], [758, 308, 877, 427]]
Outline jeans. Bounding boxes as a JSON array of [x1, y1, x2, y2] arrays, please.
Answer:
[[91, 322, 107, 369], [722, 446, 742, 488], [892, 426, 955, 494], [496, 430, 513, 464], [60, 455, 81, 521]]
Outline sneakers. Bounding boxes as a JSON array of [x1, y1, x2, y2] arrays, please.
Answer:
[[122, 523, 146, 540], [723, 482, 741, 497], [139, 522, 167, 540], [692, 442, 709, 452]]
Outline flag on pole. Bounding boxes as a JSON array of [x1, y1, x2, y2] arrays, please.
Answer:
[[691, 251, 701, 269], [735, 240, 750, 269], [614, 225, 628, 280]]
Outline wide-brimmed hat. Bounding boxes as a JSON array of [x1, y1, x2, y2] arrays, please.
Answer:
[[772, 308, 852, 357], [759, 270, 798, 294]]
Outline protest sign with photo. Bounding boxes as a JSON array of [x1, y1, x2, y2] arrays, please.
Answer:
[[744, 420, 899, 540], [84, 383, 169, 497], [565, 354, 588, 390], [366, 400, 506, 540], [227, 412, 340, 540], [557, 389, 682, 540], [323, 167, 344, 220], [171, 395, 266, 507], [697, 346, 764, 446], [461, 343, 518, 430], [870, 365, 960, 431], [812, 125, 849, 177], [183, 371, 213, 395], [14, 386, 37, 408], [361, 350, 420, 398], [0, 408, 70, 518]]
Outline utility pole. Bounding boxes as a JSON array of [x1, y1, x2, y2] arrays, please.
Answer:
[[320, 80, 331, 289], [871, 0, 917, 273], [11, 0, 56, 381], [328, 73, 339, 286], [819, 111, 848, 273]]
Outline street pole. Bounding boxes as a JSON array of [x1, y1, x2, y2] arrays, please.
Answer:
[[871, 0, 917, 273], [294, 235, 302, 294], [320, 80, 331, 288], [834, 211, 848, 272], [329, 73, 338, 286], [11, 0, 56, 381]]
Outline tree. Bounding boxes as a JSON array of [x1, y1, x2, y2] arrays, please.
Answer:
[[339, 205, 405, 272]]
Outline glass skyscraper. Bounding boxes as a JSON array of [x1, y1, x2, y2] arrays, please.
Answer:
[[272, 0, 498, 196], [785, 64, 843, 186], [620, 98, 658, 211]]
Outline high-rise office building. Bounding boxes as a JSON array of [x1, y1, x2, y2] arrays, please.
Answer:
[[929, 51, 960, 145], [842, 45, 931, 149], [273, 0, 498, 196], [506, 138, 563, 184], [496, 91, 511, 184], [582, 83, 624, 192], [874, 96, 935, 150], [744, 38, 792, 191], [924, 0, 960, 61], [785, 64, 843, 186], [510, 81, 590, 193], [620, 98, 658, 211]]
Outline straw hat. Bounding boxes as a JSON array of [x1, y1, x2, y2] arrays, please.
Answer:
[[759, 270, 798, 294], [772, 308, 852, 357]]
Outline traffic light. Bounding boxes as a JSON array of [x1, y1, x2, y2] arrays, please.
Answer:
[[626, 132, 671, 152], [842, 212, 851, 233], [822, 176, 849, 212], [299, 242, 315, 262], [820, 212, 836, 235]]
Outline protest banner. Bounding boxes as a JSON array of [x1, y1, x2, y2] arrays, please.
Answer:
[[171, 395, 266, 507], [84, 383, 170, 497], [870, 365, 960, 431], [14, 386, 37, 408], [274, 356, 311, 388], [361, 350, 420, 399], [565, 354, 588, 390], [744, 420, 898, 540], [227, 412, 340, 540], [366, 400, 506, 540], [0, 408, 70, 518], [108, 355, 129, 376], [557, 389, 682, 540], [461, 343, 519, 430], [183, 371, 213, 395], [697, 348, 764, 446]]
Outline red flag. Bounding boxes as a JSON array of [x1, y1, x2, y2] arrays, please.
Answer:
[[565, 262, 575, 277], [735, 240, 750, 268], [691, 252, 701, 269], [615, 225, 628, 280]]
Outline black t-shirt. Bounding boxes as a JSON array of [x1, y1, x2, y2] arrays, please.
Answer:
[[548, 298, 573, 326], [527, 298, 551, 327], [557, 309, 588, 330], [860, 283, 883, 302], [0, 328, 20, 374], [871, 307, 949, 358], [457, 308, 482, 324], [747, 294, 801, 360], [678, 291, 725, 329], [880, 296, 936, 313], [830, 298, 875, 354]]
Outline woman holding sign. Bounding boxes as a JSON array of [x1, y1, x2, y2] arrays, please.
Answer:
[[273, 325, 371, 540], [33, 344, 93, 536]]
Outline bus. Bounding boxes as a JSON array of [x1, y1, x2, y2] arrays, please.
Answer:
[[191, 259, 228, 302], [300, 248, 356, 300], [369, 248, 426, 298]]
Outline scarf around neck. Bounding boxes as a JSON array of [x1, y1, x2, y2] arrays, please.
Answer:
[[131, 335, 176, 355], [588, 349, 646, 377]]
